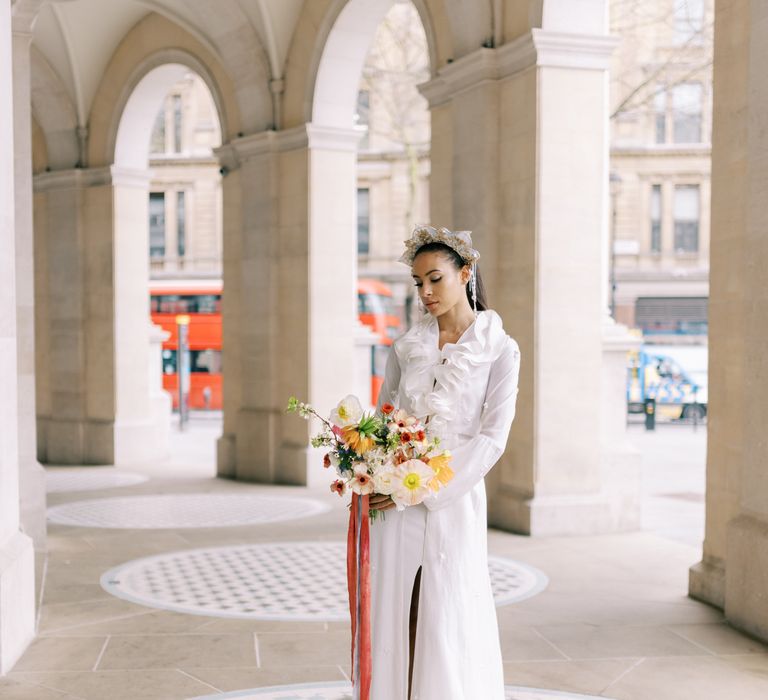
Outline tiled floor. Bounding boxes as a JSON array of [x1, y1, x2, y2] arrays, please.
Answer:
[[3, 418, 768, 699]]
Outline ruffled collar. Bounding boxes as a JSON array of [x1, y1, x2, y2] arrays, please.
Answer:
[[394, 309, 508, 440]]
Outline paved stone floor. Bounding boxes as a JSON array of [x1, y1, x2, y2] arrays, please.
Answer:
[[2, 416, 768, 699]]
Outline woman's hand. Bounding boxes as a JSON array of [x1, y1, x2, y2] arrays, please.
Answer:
[[369, 492, 397, 511]]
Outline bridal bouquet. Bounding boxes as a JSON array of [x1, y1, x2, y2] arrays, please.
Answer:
[[285, 393, 454, 520]]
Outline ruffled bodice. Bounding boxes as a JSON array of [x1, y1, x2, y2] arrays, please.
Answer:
[[392, 309, 509, 448]]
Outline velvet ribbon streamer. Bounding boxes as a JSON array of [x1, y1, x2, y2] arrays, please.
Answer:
[[347, 492, 371, 700]]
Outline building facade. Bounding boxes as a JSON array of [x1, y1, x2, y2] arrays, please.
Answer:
[[609, 0, 712, 343], [148, 72, 222, 278]]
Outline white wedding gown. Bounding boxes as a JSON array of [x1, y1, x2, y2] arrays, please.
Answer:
[[368, 308, 521, 700]]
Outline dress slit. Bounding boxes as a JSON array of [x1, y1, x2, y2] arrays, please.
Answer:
[[407, 564, 422, 700]]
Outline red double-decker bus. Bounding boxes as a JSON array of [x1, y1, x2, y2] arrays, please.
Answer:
[[149, 277, 402, 410], [150, 280, 222, 410]]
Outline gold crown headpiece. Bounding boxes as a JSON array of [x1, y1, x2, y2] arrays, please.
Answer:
[[398, 225, 481, 313], [397, 225, 480, 267]]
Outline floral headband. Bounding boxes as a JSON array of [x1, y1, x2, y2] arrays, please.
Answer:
[[397, 225, 481, 267]]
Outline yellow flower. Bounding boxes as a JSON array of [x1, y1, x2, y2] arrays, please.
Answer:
[[341, 425, 376, 455], [426, 452, 454, 491]]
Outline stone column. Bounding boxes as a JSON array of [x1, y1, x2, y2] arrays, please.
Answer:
[[422, 29, 640, 535], [33, 166, 170, 465], [215, 125, 360, 485], [689, 0, 768, 644], [0, 0, 36, 674], [12, 6, 47, 552]]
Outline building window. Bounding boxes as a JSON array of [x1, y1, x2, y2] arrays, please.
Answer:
[[672, 83, 703, 143], [177, 191, 186, 258], [650, 184, 662, 253], [674, 0, 705, 45], [654, 82, 703, 144], [172, 94, 183, 153], [357, 188, 370, 255], [149, 193, 166, 259], [150, 107, 166, 154], [356, 90, 370, 149], [673, 184, 700, 253], [654, 87, 667, 144]]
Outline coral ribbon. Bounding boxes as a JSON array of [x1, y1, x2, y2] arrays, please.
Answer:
[[347, 493, 371, 699]]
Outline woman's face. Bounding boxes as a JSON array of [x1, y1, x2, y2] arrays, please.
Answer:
[[411, 250, 470, 316]]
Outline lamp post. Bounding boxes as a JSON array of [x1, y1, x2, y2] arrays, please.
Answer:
[[175, 314, 191, 430]]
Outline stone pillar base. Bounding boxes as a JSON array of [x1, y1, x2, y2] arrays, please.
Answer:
[[113, 413, 170, 465], [18, 458, 47, 552], [0, 530, 35, 674], [725, 514, 768, 642], [43, 417, 114, 465], [216, 433, 236, 479], [490, 444, 641, 536], [689, 555, 725, 609]]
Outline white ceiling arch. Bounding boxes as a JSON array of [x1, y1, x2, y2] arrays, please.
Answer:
[[30, 0, 280, 134]]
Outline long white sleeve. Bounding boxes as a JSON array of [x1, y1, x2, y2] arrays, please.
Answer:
[[375, 345, 401, 413], [423, 337, 521, 511]]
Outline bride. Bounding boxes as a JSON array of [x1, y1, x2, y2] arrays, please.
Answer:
[[368, 225, 521, 700]]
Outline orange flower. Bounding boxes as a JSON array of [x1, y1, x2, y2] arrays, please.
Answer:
[[381, 402, 395, 415], [400, 431, 412, 443], [341, 425, 376, 455], [426, 452, 454, 491], [416, 429, 426, 441], [323, 453, 332, 468], [330, 480, 346, 496]]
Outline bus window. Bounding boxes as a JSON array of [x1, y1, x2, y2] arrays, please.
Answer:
[[191, 349, 222, 374], [162, 349, 177, 374], [151, 294, 222, 314]]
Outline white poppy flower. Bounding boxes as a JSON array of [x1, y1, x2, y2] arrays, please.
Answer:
[[329, 394, 363, 427], [390, 459, 435, 510]]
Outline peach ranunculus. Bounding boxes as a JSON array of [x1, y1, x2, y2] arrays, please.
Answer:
[[330, 479, 346, 496], [392, 409, 417, 431]]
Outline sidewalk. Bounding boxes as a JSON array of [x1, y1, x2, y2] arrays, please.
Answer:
[[2, 418, 767, 700]]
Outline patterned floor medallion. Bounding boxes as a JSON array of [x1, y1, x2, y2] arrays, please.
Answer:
[[101, 541, 548, 620], [45, 468, 148, 493], [188, 682, 614, 700], [48, 493, 330, 529]]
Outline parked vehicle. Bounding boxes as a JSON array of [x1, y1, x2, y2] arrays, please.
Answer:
[[357, 278, 402, 407], [150, 281, 222, 411], [627, 345, 707, 420], [149, 277, 403, 411]]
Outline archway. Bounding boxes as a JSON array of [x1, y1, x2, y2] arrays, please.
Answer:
[[310, 0, 434, 410], [110, 61, 224, 468]]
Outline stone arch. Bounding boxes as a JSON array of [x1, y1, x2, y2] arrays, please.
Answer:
[[282, 0, 445, 129], [31, 116, 47, 174], [29, 46, 79, 171], [86, 12, 243, 168]]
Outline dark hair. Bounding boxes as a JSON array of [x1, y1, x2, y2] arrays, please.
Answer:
[[413, 241, 489, 312]]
